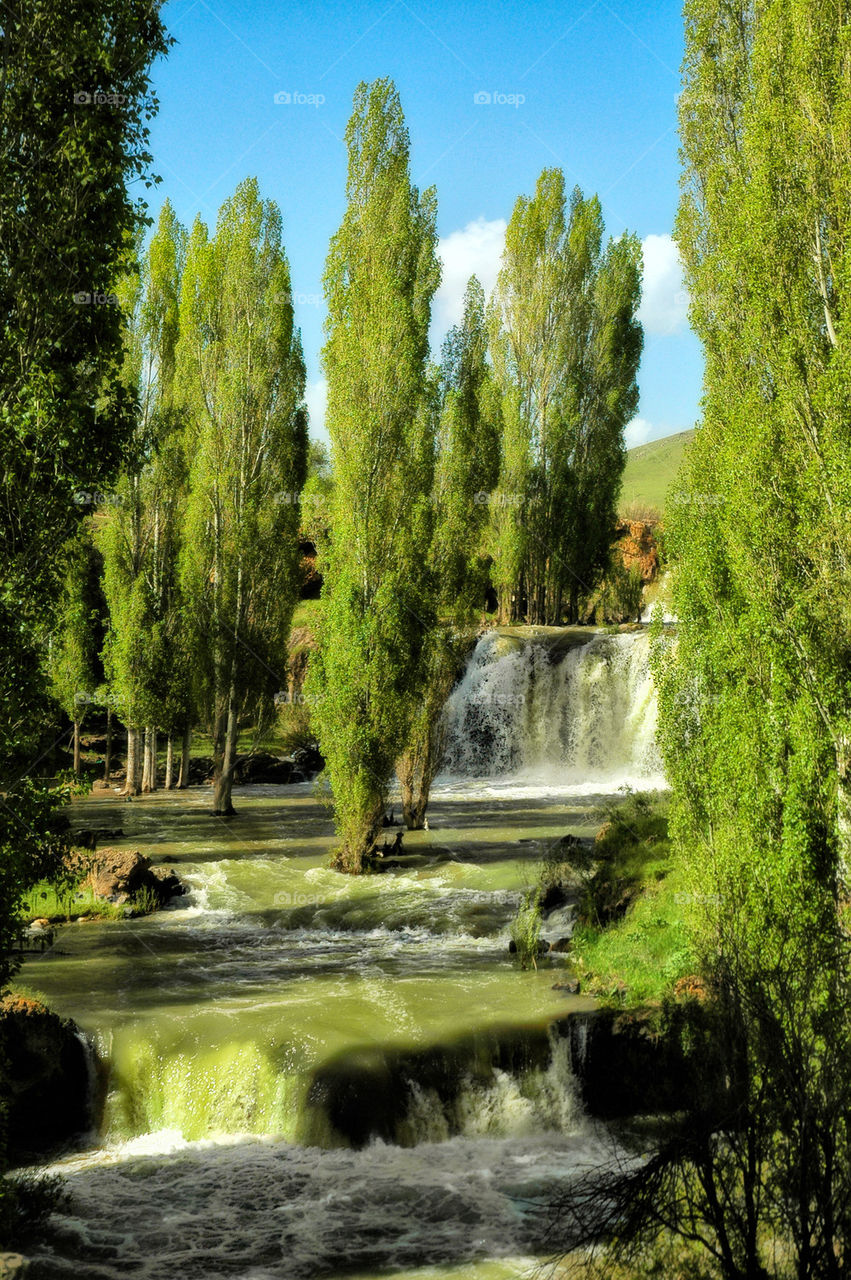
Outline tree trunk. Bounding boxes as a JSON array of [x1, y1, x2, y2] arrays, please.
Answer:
[[397, 748, 430, 830], [213, 699, 238, 815], [103, 708, 113, 783], [123, 727, 141, 796], [73, 720, 81, 776], [837, 736, 851, 899], [148, 726, 157, 791], [177, 722, 192, 789], [141, 728, 150, 792], [164, 734, 175, 790]]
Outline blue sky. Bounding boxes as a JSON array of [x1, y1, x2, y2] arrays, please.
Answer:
[[146, 0, 703, 446]]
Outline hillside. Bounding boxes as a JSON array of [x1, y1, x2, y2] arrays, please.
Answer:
[[620, 428, 695, 515]]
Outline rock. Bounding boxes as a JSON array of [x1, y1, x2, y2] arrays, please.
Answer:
[[0, 1253, 30, 1276], [90, 779, 111, 791], [75, 826, 124, 849], [290, 744, 324, 778], [188, 756, 215, 784], [78, 848, 185, 908], [553, 977, 581, 994], [557, 1004, 718, 1119], [233, 752, 294, 784], [0, 996, 91, 1158], [21, 922, 55, 954], [508, 938, 551, 955], [549, 937, 573, 953]]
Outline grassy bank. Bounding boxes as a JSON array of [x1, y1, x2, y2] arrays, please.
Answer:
[[569, 792, 696, 1003], [515, 790, 698, 1004]]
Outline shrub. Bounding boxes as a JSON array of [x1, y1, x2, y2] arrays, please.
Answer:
[[510, 890, 543, 970]]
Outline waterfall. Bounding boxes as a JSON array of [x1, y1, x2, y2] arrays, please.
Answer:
[[441, 628, 663, 788]]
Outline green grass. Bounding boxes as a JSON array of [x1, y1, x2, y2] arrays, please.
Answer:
[[620, 428, 695, 515], [21, 881, 122, 922], [567, 791, 697, 1005], [290, 598, 321, 631]]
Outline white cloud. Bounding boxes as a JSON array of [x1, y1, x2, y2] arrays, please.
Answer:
[[625, 417, 655, 449], [305, 377, 327, 437], [639, 233, 689, 336], [433, 216, 507, 337]]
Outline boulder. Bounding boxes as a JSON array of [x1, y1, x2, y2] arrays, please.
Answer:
[[548, 937, 573, 953], [82, 848, 185, 908], [188, 756, 215, 784], [290, 744, 324, 778], [0, 996, 91, 1157], [553, 977, 581, 994], [75, 826, 124, 849], [508, 938, 551, 956], [233, 752, 294, 784]]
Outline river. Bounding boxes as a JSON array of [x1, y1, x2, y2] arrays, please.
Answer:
[[21, 627, 663, 1280]]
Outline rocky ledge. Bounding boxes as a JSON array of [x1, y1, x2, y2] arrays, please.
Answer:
[[0, 996, 91, 1159]]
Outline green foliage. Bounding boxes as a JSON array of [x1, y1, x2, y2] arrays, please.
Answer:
[[130, 884, 160, 916], [488, 171, 643, 623], [553, 792, 694, 1005], [47, 528, 106, 725], [178, 178, 307, 813], [310, 79, 440, 870], [597, 559, 644, 625], [631, 2, 851, 1274], [0, 780, 75, 990], [510, 890, 543, 971], [0, 0, 171, 781], [0, 1170, 69, 1248]]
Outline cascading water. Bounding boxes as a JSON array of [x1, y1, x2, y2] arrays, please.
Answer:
[[21, 624, 661, 1280], [441, 627, 663, 791]]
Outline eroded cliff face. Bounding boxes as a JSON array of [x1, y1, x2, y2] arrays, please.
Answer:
[[614, 519, 661, 584]]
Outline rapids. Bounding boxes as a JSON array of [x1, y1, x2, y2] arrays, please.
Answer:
[[20, 627, 662, 1280]]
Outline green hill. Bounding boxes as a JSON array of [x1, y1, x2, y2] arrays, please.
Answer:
[[620, 428, 695, 516]]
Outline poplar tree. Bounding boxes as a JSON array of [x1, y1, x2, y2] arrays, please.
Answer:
[[48, 529, 104, 776], [178, 179, 307, 816], [98, 201, 187, 794], [488, 171, 642, 623], [395, 276, 500, 829], [309, 79, 440, 871], [637, 2, 851, 1272]]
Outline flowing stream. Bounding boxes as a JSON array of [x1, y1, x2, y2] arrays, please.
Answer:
[[21, 627, 662, 1280]]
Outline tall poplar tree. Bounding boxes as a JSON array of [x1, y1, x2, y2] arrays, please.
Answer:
[[488, 171, 642, 623], [309, 79, 440, 871], [395, 276, 501, 830], [178, 179, 307, 816], [98, 201, 187, 794], [48, 529, 105, 776], [639, 2, 851, 1272]]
